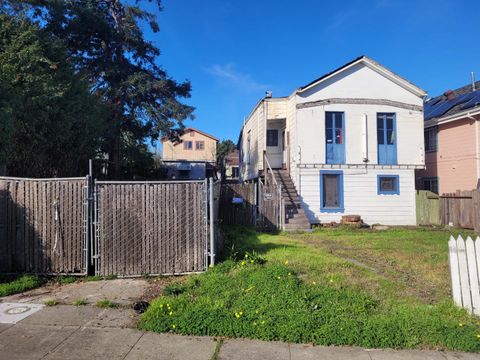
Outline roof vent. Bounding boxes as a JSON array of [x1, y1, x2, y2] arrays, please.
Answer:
[[265, 91, 272, 98], [443, 90, 455, 101]]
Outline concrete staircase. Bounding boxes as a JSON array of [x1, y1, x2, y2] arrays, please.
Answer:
[[272, 169, 311, 231]]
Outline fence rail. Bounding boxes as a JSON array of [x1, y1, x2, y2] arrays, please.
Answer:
[[448, 235, 480, 316]]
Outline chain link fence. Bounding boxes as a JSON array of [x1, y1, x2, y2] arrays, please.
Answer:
[[93, 180, 209, 276]]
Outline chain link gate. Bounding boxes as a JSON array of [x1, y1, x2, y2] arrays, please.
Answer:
[[91, 180, 210, 277]]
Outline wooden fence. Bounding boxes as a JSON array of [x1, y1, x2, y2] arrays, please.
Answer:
[[94, 180, 209, 276], [218, 178, 283, 232], [448, 235, 480, 316], [219, 183, 256, 226], [416, 190, 441, 225], [416, 190, 480, 233], [441, 191, 480, 232], [0, 177, 87, 274]]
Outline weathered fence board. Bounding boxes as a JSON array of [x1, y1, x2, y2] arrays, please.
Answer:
[[448, 235, 480, 316], [441, 190, 478, 230], [219, 183, 257, 226], [94, 181, 208, 276], [0, 177, 87, 274], [416, 190, 441, 225]]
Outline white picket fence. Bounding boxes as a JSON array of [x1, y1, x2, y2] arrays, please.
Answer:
[[448, 235, 480, 316]]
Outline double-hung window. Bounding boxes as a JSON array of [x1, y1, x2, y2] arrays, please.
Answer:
[[377, 113, 397, 165], [320, 170, 344, 212], [424, 127, 438, 152], [196, 141, 205, 150], [377, 175, 400, 195], [325, 112, 345, 164], [183, 141, 193, 150]]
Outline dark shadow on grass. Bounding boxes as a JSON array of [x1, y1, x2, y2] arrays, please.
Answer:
[[219, 225, 293, 262]]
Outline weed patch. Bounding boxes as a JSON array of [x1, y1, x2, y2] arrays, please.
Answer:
[[0, 275, 43, 297], [73, 298, 87, 306], [44, 299, 58, 306], [96, 300, 118, 308], [141, 226, 480, 352]]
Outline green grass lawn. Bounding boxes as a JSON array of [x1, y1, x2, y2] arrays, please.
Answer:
[[140, 226, 480, 352], [0, 275, 44, 297]]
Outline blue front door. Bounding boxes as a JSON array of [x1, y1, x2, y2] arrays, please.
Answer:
[[377, 113, 397, 165], [325, 112, 345, 164]]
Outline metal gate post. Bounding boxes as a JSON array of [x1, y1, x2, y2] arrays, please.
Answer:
[[209, 177, 215, 266], [203, 178, 209, 270]]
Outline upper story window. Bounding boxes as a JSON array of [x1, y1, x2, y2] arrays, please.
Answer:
[[377, 113, 397, 165], [424, 127, 438, 152], [423, 177, 439, 194], [196, 141, 205, 150], [325, 112, 345, 164], [266, 129, 278, 147], [183, 141, 193, 150]]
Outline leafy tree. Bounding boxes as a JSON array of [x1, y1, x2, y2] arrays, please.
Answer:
[[2, 0, 194, 179], [0, 13, 108, 177], [216, 139, 236, 179]]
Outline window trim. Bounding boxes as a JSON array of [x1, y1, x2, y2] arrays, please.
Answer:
[[424, 126, 438, 153], [325, 111, 346, 165], [183, 141, 193, 150], [266, 129, 279, 147], [320, 170, 345, 213], [377, 175, 400, 195], [377, 112, 397, 165], [195, 141, 205, 150]]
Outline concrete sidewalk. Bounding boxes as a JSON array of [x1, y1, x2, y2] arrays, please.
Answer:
[[0, 305, 479, 360]]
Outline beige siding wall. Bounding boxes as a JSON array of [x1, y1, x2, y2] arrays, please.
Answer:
[[162, 129, 217, 162], [418, 118, 479, 194], [240, 103, 262, 180]]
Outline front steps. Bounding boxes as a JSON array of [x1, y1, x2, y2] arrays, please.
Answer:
[[271, 169, 311, 231]]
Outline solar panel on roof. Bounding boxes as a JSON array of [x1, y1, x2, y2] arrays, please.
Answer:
[[424, 92, 476, 120]]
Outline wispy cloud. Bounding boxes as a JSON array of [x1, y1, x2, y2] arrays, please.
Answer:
[[205, 63, 269, 93]]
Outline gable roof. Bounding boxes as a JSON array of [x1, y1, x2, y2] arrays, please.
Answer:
[[298, 55, 427, 98], [424, 81, 480, 121], [161, 127, 219, 143]]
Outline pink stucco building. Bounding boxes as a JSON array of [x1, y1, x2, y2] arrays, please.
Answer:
[[416, 81, 480, 194]]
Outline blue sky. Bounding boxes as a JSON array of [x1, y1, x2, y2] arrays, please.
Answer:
[[140, 0, 480, 150]]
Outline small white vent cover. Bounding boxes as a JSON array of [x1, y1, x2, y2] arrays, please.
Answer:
[[0, 303, 44, 324]]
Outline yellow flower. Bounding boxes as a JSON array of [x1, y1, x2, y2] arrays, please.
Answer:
[[312, 281, 316, 285], [477, 334, 480, 339], [245, 254, 249, 259], [253, 321, 257, 326], [250, 260, 254, 264], [329, 279, 334, 283], [172, 324, 176, 329], [261, 320, 265, 324], [160, 304, 163, 308], [288, 272, 291, 276], [284, 260, 289, 265], [169, 311, 173, 316], [277, 276, 281, 280], [255, 310, 259, 314], [239, 311, 243, 315], [241, 261, 246, 266], [459, 323, 464, 327]]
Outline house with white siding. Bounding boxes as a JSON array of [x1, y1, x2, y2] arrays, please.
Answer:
[[238, 56, 426, 228]]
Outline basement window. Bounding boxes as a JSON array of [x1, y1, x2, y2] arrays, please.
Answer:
[[377, 175, 399, 195]]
